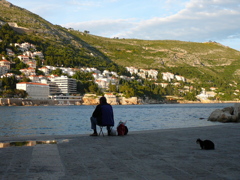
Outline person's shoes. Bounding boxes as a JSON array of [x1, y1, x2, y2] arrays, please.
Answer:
[[90, 133, 98, 136], [108, 130, 111, 136]]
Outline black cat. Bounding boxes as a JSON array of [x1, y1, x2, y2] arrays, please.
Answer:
[[196, 138, 215, 150]]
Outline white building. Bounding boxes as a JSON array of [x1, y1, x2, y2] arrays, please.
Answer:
[[137, 71, 146, 79], [26, 61, 36, 68], [50, 76, 77, 95], [148, 69, 158, 79], [23, 51, 33, 57], [60, 67, 75, 76], [0, 59, 11, 69], [16, 82, 49, 99], [17, 55, 30, 63], [126, 67, 138, 74], [0, 59, 11, 75], [95, 79, 107, 89], [19, 67, 36, 76], [33, 51, 44, 59], [46, 66, 57, 71], [162, 72, 175, 81], [196, 89, 216, 101], [1, 73, 14, 78], [160, 83, 169, 88], [38, 67, 50, 75], [102, 70, 110, 77], [92, 73, 98, 79], [175, 75, 186, 82], [29, 75, 39, 82]]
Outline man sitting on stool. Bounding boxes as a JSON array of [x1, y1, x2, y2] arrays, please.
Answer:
[[90, 96, 114, 136]]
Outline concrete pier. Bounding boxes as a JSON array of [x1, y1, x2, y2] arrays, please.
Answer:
[[0, 124, 240, 180]]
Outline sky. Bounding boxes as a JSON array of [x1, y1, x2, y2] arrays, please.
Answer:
[[8, 0, 240, 51]]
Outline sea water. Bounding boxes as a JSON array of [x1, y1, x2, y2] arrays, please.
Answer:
[[0, 103, 233, 137]]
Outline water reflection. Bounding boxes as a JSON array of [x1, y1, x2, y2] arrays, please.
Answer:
[[0, 140, 58, 148]]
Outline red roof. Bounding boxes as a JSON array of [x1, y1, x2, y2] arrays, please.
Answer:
[[17, 82, 49, 86], [0, 59, 10, 62]]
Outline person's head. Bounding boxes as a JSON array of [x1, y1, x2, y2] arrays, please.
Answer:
[[99, 96, 107, 104]]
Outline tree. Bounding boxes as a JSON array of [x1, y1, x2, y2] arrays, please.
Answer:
[[89, 83, 99, 93], [20, 76, 31, 82], [108, 82, 117, 92], [15, 61, 28, 70], [184, 92, 197, 101], [1, 76, 18, 90], [2, 89, 14, 98], [14, 89, 28, 98], [72, 71, 93, 81], [51, 68, 63, 76]]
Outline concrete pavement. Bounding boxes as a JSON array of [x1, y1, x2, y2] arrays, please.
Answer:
[[0, 123, 240, 180]]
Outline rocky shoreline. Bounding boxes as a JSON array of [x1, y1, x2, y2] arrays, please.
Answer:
[[0, 96, 141, 106], [0, 97, 239, 106], [208, 103, 240, 122]]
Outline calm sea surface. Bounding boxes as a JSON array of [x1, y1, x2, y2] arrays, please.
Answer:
[[0, 103, 233, 137]]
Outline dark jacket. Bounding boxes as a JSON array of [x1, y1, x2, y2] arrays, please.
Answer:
[[92, 103, 114, 126]]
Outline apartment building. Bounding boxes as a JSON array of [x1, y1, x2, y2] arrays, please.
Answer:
[[16, 82, 49, 99], [50, 76, 77, 95]]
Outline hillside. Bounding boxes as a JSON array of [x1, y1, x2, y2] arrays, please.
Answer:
[[1, 0, 240, 84], [71, 32, 240, 82], [0, 0, 114, 68]]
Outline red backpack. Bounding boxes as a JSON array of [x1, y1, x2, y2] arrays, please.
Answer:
[[117, 123, 128, 136]]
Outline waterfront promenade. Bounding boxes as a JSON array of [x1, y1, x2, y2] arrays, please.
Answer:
[[0, 124, 240, 180]]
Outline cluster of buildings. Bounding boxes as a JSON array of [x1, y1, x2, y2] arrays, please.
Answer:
[[0, 42, 136, 99], [0, 42, 223, 101], [126, 67, 158, 79], [125, 67, 186, 82], [161, 72, 186, 82], [0, 42, 78, 99]]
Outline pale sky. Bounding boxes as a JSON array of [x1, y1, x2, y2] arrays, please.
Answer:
[[8, 0, 240, 51]]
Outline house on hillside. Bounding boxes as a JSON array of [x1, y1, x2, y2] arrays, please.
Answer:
[[26, 61, 36, 68], [162, 72, 175, 81], [1, 73, 14, 78], [33, 51, 44, 59], [18, 55, 30, 63], [29, 75, 39, 82], [60, 67, 75, 76], [175, 75, 186, 82], [23, 51, 33, 57], [95, 79, 107, 89], [148, 69, 158, 79], [0, 59, 11, 75], [6, 48, 15, 56], [15, 42, 36, 51], [38, 67, 49, 75], [126, 66, 138, 75], [19, 67, 36, 76], [196, 90, 216, 101], [0, 59, 11, 69]]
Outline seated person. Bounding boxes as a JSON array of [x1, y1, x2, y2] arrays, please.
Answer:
[[90, 96, 114, 136]]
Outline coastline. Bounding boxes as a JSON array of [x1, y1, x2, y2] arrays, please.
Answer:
[[0, 123, 228, 141], [0, 97, 238, 106]]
